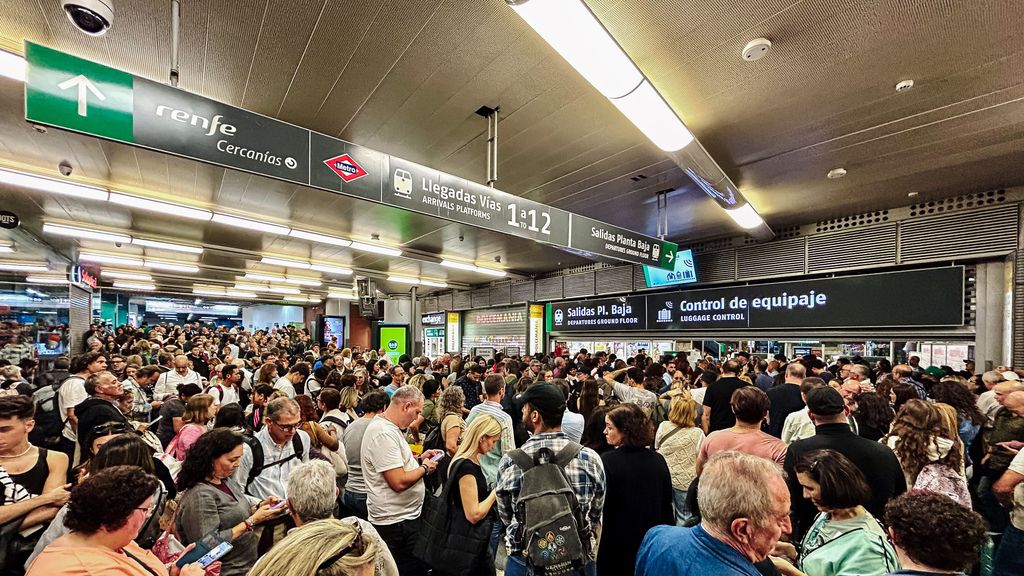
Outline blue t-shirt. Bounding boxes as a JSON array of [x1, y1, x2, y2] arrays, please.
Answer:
[[635, 525, 762, 576]]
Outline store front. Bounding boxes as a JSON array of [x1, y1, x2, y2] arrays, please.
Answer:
[[0, 280, 71, 368], [461, 304, 545, 359], [421, 312, 446, 358]]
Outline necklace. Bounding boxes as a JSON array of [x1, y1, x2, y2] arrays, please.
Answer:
[[0, 445, 34, 459]]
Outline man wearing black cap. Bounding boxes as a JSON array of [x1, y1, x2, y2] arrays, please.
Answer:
[[495, 384, 606, 576], [783, 386, 906, 539]]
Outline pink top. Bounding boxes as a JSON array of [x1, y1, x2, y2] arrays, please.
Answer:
[[170, 423, 206, 461], [697, 428, 787, 471]]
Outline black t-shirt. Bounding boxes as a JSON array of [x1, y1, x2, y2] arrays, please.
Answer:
[[766, 383, 805, 438], [450, 458, 487, 510], [157, 398, 186, 447], [702, 376, 749, 433]]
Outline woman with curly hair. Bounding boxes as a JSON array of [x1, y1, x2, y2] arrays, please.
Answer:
[[438, 385, 466, 456], [175, 429, 285, 576], [929, 380, 985, 464], [882, 399, 961, 487], [852, 392, 894, 442], [598, 403, 673, 576], [26, 466, 204, 576]]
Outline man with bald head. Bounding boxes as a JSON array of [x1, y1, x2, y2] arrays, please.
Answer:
[[152, 354, 202, 400]]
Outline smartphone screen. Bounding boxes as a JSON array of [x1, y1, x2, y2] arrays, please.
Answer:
[[269, 500, 287, 511], [176, 533, 226, 567], [429, 451, 445, 462], [197, 541, 233, 568]]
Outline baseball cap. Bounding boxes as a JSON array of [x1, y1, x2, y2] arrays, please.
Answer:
[[1002, 371, 1021, 382], [806, 386, 845, 416], [924, 366, 945, 378], [518, 384, 566, 415]]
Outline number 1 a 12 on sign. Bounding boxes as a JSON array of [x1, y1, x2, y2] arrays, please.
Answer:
[[506, 204, 552, 235]]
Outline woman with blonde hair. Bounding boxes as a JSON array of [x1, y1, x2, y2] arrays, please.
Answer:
[[248, 518, 378, 576], [408, 373, 428, 391], [168, 393, 214, 461], [340, 347, 353, 368], [438, 386, 466, 456], [655, 391, 705, 524]]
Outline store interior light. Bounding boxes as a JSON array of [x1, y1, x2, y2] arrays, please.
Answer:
[[0, 167, 108, 201], [349, 241, 402, 257], [102, 270, 153, 281], [108, 192, 213, 220], [724, 203, 765, 229], [131, 238, 204, 254], [143, 260, 200, 273], [288, 229, 352, 247], [25, 275, 67, 284], [43, 222, 131, 244], [387, 275, 420, 285], [79, 252, 144, 267], [309, 263, 353, 275], [0, 50, 25, 82], [112, 281, 156, 291], [608, 80, 694, 152], [212, 213, 291, 236], [260, 256, 311, 269]]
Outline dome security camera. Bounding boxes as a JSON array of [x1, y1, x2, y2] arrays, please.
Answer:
[[62, 0, 114, 36]]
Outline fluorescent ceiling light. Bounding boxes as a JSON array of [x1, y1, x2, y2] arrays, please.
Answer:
[[131, 238, 204, 254], [268, 286, 301, 295], [0, 168, 108, 201], [327, 292, 358, 300], [225, 290, 257, 299], [305, 297, 322, 304], [0, 50, 25, 82], [143, 260, 200, 273], [509, 0, 642, 99], [234, 283, 270, 292], [193, 287, 226, 296], [79, 252, 144, 267], [108, 192, 213, 221], [309, 263, 352, 275], [725, 203, 765, 229], [25, 275, 67, 284], [476, 267, 507, 277], [609, 81, 694, 152], [349, 241, 402, 257], [43, 222, 131, 244], [440, 259, 477, 272], [0, 242, 14, 253], [112, 281, 156, 291], [212, 213, 291, 236], [284, 277, 321, 286], [102, 270, 153, 281], [387, 275, 419, 285], [288, 229, 352, 247], [420, 280, 449, 288], [260, 256, 311, 269], [244, 272, 284, 282]]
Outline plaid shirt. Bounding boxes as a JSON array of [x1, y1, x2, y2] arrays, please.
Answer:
[[495, 431, 606, 555]]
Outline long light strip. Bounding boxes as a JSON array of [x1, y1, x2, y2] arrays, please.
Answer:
[[260, 256, 311, 269], [234, 283, 271, 292], [309, 263, 353, 275], [143, 260, 200, 273], [112, 281, 157, 291], [0, 167, 108, 201], [131, 238, 204, 254], [25, 275, 67, 284], [43, 222, 131, 243], [109, 192, 213, 221], [327, 292, 358, 300], [244, 272, 285, 282], [268, 286, 301, 295], [288, 229, 352, 247], [284, 277, 322, 287], [725, 203, 765, 229], [212, 213, 291, 236], [0, 50, 25, 82], [387, 275, 420, 285], [193, 287, 226, 296], [79, 252, 144, 266], [440, 259, 507, 277], [349, 241, 402, 257], [0, 262, 50, 273], [225, 290, 257, 299], [420, 279, 449, 288], [102, 270, 153, 281], [0, 243, 13, 253]]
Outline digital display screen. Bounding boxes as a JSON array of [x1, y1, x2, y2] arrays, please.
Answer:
[[320, 316, 346, 346], [643, 249, 696, 288]]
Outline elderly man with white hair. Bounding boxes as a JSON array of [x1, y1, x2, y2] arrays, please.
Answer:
[[283, 460, 398, 576]]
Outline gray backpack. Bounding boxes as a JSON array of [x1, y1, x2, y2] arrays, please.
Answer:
[[509, 443, 589, 575]]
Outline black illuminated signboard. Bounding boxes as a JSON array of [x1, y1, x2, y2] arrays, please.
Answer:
[[548, 267, 965, 332]]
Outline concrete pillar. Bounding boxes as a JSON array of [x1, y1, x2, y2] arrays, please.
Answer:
[[974, 261, 1010, 371]]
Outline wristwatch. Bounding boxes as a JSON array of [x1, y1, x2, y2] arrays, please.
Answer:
[[243, 517, 255, 532], [421, 464, 431, 476]]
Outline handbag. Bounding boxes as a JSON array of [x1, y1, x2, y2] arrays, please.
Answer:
[[414, 459, 493, 575]]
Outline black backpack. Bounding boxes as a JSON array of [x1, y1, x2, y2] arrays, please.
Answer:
[[29, 378, 74, 449], [509, 443, 590, 574], [242, 431, 304, 492]]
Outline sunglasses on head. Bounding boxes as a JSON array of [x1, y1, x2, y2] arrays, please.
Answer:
[[317, 521, 365, 570]]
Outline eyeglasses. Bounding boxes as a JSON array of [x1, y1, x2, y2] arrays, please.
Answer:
[[317, 521, 365, 569], [92, 422, 132, 436], [271, 420, 300, 433], [135, 502, 156, 516]]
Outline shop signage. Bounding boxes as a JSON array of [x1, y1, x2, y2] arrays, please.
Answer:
[[421, 313, 445, 326], [0, 211, 19, 229], [71, 266, 97, 289], [445, 312, 462, 354], [549, 267, 965, 332], [24, 41, 675, 270], [144, 300, 239, 316], [528, 304, 545, 356]]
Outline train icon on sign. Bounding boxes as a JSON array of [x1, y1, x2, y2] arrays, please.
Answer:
[[393, 169, 412, 199]]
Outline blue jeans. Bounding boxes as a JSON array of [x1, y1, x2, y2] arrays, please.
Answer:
[[505, 555, 596, 576], [672, 487, 692, 526], [489, 517, 504, 560], [341, 490, 367, 520], [994, 524, 1024, 576]]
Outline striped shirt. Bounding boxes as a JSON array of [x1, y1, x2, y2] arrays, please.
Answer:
[[466, 400, 515, 487]]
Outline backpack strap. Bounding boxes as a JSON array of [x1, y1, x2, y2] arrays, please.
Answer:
[[551, 442, 583, 468], [322, 415, 349, 429], [509, 448, 535, 472]]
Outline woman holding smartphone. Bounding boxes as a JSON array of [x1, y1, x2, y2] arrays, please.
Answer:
[[175, 429, 284, 576]]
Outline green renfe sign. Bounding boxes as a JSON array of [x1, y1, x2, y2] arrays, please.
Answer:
[[23, 41, 678, 270]]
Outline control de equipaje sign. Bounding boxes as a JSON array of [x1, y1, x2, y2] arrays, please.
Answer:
[[547, 267, 965, 332], [23, 41, 677, 270]]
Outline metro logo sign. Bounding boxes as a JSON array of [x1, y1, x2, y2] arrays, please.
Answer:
[[323, 154, 367, 182]]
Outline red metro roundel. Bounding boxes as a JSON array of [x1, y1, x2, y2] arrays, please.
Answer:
[[323, 154, 367, 182]]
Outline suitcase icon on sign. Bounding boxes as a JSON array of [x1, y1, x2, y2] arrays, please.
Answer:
[[393, 169, 413, 199]]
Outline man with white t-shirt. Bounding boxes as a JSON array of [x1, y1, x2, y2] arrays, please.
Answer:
[[362, 385, 443, 576], [207, 364, 241, 406], [274, 363, 309, 398], [604, 366, 658, 414], [153, 354, 202, 400], [56, 351, 108, 464]]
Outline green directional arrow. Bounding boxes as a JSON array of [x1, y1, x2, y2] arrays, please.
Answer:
[[658, 241, 678, 270], [25, 41, 134, 143]]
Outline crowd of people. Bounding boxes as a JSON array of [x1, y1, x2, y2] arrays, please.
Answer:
[[0, 320, 1020, 576]]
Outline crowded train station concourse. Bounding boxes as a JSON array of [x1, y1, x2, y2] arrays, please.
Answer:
[[0, 0, 1022, 575]]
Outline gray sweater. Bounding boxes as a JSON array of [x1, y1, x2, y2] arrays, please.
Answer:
[[175, 479, 258, 576]]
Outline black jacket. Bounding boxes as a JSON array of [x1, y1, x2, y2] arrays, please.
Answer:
[[74, 396, 128, 452], [784, 422, 906, 538]]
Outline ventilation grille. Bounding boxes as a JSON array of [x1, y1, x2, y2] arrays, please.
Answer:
[[421, 297, 437, 313], [541, 262, 598, 278], [807, 224, 898, 273], [489, 283, 512, 306], [534, 276, 564, 301], [900, 204, 1018, 263], [684, 237, 733, 254], [744, 226, 801, 243], [471, 288, 490, 309], [511, 281, 535, 304], [452, 290, 472, 310], [563, 272, 596, 298], [436, 292, 453, 312], [815, 210, 890, 233], [69, 285, 91, 353], [696, 250, 737, 284], [908, 190, 1007, 218], [596, 265, 633, 295], [736, 238, 806, 279]]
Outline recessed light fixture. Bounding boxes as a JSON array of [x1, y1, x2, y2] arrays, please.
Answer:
[[0, 50, 25, 82], [284, 277, 321, 287], [895, 79, 914, 92], [244, 272, 284, 282], [826, 168, 847, 180], [907, 191, 920, 198]]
